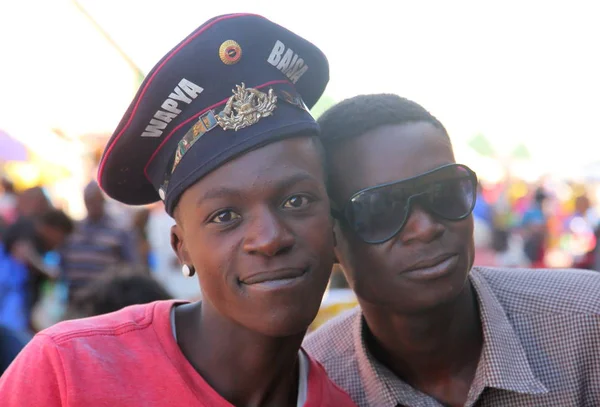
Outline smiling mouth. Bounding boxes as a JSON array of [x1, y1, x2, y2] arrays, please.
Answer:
[[241, 268, 308, 285]]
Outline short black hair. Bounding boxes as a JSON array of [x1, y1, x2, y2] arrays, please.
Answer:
[[39, 209, 74, 235], [66, 265, 172, 318], [317, 94, 448, 148]]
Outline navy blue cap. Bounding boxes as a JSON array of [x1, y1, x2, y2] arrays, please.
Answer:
[[98, 13, 329, 215]]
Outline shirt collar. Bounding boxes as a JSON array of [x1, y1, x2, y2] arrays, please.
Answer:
[[468, 269, 548, 399], [352, 310, 433, 406], [353, 269, 548, 407]]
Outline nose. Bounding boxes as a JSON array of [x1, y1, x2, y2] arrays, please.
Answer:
[[399, 202, 444, 245], [243, 207, 295, 257]]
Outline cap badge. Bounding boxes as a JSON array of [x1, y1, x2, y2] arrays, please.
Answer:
[[219, 40, 242, 65], [216, 83, 277, 131]]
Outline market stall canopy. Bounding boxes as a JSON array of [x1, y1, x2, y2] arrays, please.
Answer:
[[0, 130, 28, 162]]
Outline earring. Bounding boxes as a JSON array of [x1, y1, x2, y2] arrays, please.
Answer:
[[182, 264, 195, 277]]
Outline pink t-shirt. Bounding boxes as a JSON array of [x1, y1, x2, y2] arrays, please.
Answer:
[[0, 300, 356, 407]]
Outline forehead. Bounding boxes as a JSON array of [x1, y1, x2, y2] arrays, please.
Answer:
[[179, 136, 323, 205], [328, 122, 455, 200]]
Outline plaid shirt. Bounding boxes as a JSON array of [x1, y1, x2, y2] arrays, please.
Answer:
[[304, 267, 600, 406]]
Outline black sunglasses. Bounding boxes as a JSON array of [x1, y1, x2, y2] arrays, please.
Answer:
[[331, 163, 478, 244]]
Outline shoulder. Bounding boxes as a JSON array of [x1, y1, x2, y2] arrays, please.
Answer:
[[40, 300, 170, 345], [304, 306, 360, 364], [306, 352, 358, 407], [472, 266, 600, 315], [0, 301, 176, 405]]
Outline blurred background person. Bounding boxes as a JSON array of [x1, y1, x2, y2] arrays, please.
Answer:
[[0, 178, 17, 237], [131, 207, 151, 269], [64, 264, 171, 320], [0, 209, 74, 332], [14, 186, 52, 221], [472, 183, 498, 266], [0, 324, 30, 376], [60, 181, 139, 302], [520, 187, 549, 268], [563, 194, 598, 269]]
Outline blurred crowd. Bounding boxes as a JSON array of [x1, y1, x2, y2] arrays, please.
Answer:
[[472, 178, 600, 271], [0, 177, 196, 341]]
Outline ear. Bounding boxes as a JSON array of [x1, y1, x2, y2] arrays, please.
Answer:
[[170, 224, 191, 266], [333, 221, 345, 263], [333, 248, 342, 264], [331, 228, 340, 263]]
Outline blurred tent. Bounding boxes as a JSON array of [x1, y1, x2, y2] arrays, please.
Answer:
[[511, 143, 532, 161], [2, 136, 75, 189], [461, 133, 542, 184], [3, 161, 71, 190], [0, 126, 88, 216], [467, 133, 496, 158], [0, 130, 28, 162]]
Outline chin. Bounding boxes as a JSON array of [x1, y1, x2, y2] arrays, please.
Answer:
[[357, 269, 469, 315], [255, 302, 322, 337], [403, 286, 465, 314]]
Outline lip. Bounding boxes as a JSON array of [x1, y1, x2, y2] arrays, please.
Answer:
[[402, 254, 458, 280], [241, 268, 307, 286]]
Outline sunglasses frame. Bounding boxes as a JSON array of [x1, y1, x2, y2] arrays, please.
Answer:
[[331, 163, 478, 244]]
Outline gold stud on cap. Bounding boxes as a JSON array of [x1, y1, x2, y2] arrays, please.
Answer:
[[219, 40, 242, 65]]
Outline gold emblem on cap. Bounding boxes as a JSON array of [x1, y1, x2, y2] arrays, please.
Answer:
[[219, 40, 242, 65], [217, 83, 277, 131]]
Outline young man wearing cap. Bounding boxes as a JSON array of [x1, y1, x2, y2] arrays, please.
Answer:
[[0, 14, 356, 407], [304, 94, 600, 406]]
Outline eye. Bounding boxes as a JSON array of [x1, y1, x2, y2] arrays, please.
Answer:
[[282, 195, 312, 209], [208, 209, 241, 224]]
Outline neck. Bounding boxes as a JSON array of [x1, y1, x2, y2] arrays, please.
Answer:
[[361, 281, 483, 386], [176, 301, 304, 407]]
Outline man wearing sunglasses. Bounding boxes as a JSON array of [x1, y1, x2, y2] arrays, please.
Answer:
[[305, 94, 600, 406]]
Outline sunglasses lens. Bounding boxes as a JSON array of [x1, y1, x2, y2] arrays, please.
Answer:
[[345, 165, 476, 243], [424, 166, 476, 219], [346, 184, 411, 243]]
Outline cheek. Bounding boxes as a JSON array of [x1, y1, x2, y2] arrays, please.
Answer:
[[455, 217, 475, 254], [298, 209, 334, 249], [334, 225, 383, 288], [185, 232, 239, 299], [305, 216, 334, 252], [463, 219, 476, 265]]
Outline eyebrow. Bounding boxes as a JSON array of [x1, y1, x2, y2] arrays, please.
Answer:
[[197, 172, 319, 205]]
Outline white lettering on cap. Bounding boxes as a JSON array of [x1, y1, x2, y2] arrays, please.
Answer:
[[141, 78, 204, 138], [267, 40, 309, 84]]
